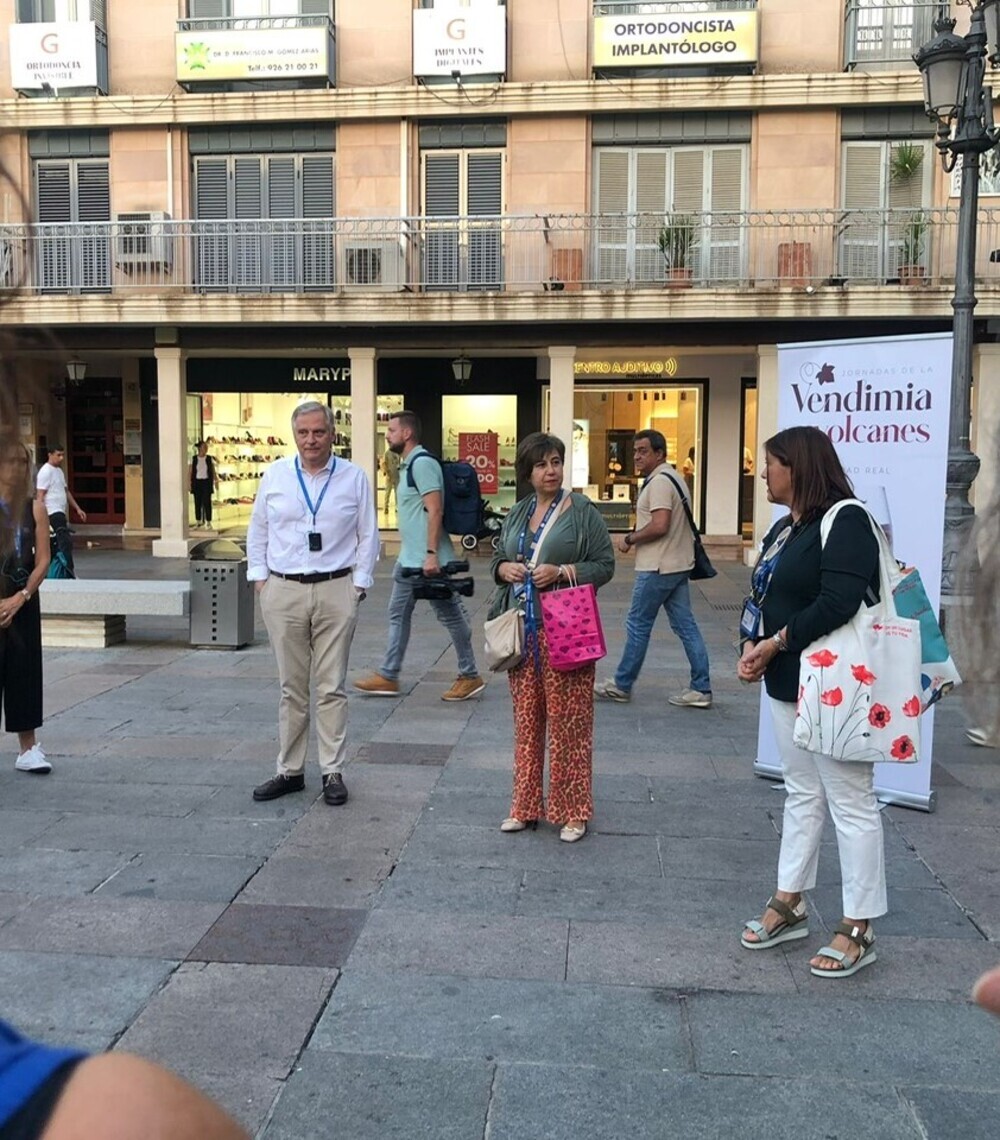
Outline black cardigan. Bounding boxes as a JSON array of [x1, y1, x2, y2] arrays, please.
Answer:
[[760, 504, 880, 702]]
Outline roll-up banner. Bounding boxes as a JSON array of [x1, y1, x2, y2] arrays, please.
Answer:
[[753, 332, 953, 811]]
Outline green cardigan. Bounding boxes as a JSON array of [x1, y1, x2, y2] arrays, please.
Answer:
[[487, 492, 616, 619]]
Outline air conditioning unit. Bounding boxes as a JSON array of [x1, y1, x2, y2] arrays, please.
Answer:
[[115, 212, 173, 271], [341, 240, 404, 290]]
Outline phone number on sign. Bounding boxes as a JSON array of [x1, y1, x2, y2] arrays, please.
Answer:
[[247, 62, 320, 73]]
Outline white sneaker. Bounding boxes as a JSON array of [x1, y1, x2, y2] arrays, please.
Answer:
[[669, 688, 713, 709], [15, 744, 52, 774], [593, 678, 631, 703]]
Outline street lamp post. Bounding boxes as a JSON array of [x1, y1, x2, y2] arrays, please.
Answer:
[[914, 1, 1000, 599]]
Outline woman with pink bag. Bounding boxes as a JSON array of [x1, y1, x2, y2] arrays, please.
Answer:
[[488, 432, 615, 843], [737, 426, 886, 979]]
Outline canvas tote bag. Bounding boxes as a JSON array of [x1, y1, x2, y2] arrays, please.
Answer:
[[793, 500, 924, 763]]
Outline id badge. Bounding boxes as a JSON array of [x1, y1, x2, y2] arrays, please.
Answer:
[[739, 598, 762, 642], [308, 531, 322, 552]]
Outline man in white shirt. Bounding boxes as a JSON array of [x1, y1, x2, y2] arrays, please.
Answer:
[[35, 445, 86, 577], [247, 401, 379, 806]]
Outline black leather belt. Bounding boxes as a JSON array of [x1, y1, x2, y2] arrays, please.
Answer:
[[270, 568, 352, 584]]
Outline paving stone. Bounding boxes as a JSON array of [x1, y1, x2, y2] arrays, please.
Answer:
[[4, 779, 212, 818], [348, 909, 569, 981], [0, 896, 227, 959], [187, 784, 316, 820], [264, 1050, 495, 1140], [0, 891, 32, 926], [180, 1070, 284, 1137], [398, 823, 663, 876], [375, 864, 522, 916], [0, 848, 134, 896], [487, 1066, 923, 1140], [312, 971, 690, 1071], [566, 918, 798, 994], [0, 950, 176, 1051], [188, 902, 366, 966], [0, 809, 62, 852], [117, 960, 336, 1091], [904, 1086, 1000, 1140], [33, 814, 294, 857], [808, 885, 983, 940], [687, 992, 1000, 1086], [95, 852, 263, 903], [355, 742, 452, 766], [238, 855, 392, 909]]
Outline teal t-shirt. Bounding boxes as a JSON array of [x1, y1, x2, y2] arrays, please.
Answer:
[[397, 446, 456, 568]]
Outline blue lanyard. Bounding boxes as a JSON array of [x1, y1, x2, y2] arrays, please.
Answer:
[[295, 456, 336, 528], [751, 523, 795, 604], [516, 491, 564, 670]]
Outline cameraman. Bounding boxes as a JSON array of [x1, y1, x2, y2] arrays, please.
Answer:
[[356, 411, 485, 702]]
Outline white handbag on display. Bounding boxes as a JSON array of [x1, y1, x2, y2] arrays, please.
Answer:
[[792, 500, 924, 764]]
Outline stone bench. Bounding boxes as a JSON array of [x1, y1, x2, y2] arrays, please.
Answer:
[[39, 579, 190, 648]]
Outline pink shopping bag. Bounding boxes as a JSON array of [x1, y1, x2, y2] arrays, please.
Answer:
[[539, 569, 607, 672]]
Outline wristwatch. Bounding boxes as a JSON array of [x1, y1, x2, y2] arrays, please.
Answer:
[[20, 588, 30, 602]]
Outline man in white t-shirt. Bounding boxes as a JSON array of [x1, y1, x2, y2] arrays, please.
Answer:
[[594, 428, 712, 708], [35, 445, 86, 576]]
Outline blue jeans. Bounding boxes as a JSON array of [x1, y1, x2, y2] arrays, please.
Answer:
[[379, 562, 479, 681], [614, 570, 711, 695]]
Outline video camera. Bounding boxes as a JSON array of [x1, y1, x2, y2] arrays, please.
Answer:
[[400, 559, 475, 601]]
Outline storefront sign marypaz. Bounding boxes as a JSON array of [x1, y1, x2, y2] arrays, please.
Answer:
[[592, 11, 758, 68], [412, 5, 507, 77], [9, 21, 98, 90], [175, 26, 330, 82]]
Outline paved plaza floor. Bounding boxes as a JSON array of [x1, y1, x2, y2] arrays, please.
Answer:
[[3, 541, 1000, 1138]]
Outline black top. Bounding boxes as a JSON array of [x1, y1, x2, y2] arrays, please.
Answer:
[[760, 503, 880, 702], [0, 500, 35, 600]]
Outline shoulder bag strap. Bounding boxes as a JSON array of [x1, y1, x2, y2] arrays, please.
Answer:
[[818, 498, 901, 618], [659, 470, 700, 540]]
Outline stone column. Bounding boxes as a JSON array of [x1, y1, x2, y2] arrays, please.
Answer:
[[972, 343, 1000, 517], [349, 347, 377, 493], [151, 347, 189, 558], [547, 345, 576, 486], [121, 358, 144, 531], [752, 345, 779, 555]]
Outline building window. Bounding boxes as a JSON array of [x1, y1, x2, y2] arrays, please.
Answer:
[[421, 150, 504, 291], [593, 145, 746, 284], [187, 0, 330, 16], [34, 157, 110, 291], [17, 0, 105, 20], [192, 153, 335, 291]]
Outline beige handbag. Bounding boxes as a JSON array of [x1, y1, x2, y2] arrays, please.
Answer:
[[483, 606, 524, 673]]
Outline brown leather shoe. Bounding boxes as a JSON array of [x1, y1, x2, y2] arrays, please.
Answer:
[[442, 676, 485, 702], [354, 674, 400, 696]]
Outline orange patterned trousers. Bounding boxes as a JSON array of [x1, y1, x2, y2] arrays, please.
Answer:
[[507, 628, 595, 823]]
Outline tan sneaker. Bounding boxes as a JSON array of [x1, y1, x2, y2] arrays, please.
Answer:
[[668, 688, 713, 709], [354, 673, 400, 697], [442, 675, 486, 702]]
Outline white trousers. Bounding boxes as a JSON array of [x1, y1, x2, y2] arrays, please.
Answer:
[[770, 697, 888, 919]]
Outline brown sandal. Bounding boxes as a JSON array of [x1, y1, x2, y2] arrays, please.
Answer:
[[740, 895, 809, 950], [810, 921, 876, 979]]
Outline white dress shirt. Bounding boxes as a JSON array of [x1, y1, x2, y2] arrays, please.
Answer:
[[246, 454, 379, 589]]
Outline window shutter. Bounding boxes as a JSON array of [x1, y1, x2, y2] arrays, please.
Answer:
[[707, 147, 744, 281], [266, 157, 296, 288], [466, 152, 501, 215], [466, 152, 501, 288], [887, 142, 926, 209], [424, 153, 460, 216], [634, 150, 668, 283], [36, 162, 71, 290], [190, 0, 228, 16], [594, 150, 630, 284], [840, 142, 885, 281], [267, 157, 295, 218], [423, 154, 460, 287], [233, 158, 262, 287], [76, 160, 110, 221], [301, 155, 333, 288], [193, 158, 230, 288], [671, 149, 704, 213], [300, 0, 330, 14]]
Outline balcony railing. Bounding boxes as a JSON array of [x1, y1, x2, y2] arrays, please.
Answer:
[[0, 209, 994, 297], [844, 1, 947, 71], [592, 0, 756, 14]]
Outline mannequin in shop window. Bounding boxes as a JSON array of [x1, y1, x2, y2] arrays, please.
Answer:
[[682, 447, 696, 496], [381, 446, 400, 518], [190, 442, 219, 529]]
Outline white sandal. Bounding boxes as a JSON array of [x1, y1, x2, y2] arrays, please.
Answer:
[[810, 921, 876, 979]]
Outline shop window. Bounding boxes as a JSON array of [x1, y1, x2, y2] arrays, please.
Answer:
[[442, 394, 518, 512], [551, 384, 704, 531]]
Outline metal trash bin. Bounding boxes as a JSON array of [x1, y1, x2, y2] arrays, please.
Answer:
[[189, 538, 255, 649]]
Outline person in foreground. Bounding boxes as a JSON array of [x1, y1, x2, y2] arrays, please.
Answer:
[[738, 426, 884, 978], [488, 432, 615, 842], [0, 1017, 249, 1139], [0, 436, 51, 774], [247, 401, 379, 807]]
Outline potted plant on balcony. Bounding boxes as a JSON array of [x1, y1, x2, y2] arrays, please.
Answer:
[[899, 211, 929, 284], [658, 214, 699, 286]]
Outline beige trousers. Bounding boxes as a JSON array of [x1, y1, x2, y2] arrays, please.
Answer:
[[260, 574, 359, 777]]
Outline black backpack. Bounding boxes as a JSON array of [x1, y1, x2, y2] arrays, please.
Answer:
[[407, 452, 488, 538]]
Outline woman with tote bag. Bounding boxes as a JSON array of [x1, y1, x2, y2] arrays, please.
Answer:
[[736, 426, 889, 979], [487, 432, 615, 843]]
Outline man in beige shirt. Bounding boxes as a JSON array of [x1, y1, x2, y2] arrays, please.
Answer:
[[594, 429, 712, 707]]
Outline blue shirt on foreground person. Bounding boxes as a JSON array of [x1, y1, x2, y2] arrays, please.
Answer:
[[0, 1020, 84, 1130]]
